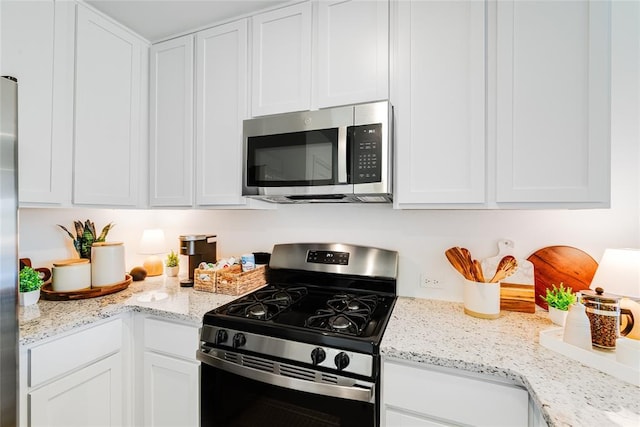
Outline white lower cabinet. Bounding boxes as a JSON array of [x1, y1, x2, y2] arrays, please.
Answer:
[[137, 316, 200, 427], [382, 359, 529, 427], [29, 353, 123, 427], [19, 317, 131, 427]]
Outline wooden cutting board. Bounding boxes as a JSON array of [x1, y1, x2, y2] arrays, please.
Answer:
[[482, 240, 536, 313], [527, 246, 598, 309]]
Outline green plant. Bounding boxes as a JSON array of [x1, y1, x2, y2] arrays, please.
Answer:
[[542, 283, 576, 311], [58, 220, 114, 259], [19, 266, 43, 293], [166, 250, 179, 268]]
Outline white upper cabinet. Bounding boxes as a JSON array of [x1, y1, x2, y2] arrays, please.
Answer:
[[1, 0, 74, 205], [196, 19, 249, 206], [251, 2, 312, 116], [393, 0, 611, 208], [149, 35, 194, 207], [73, 4, 146, 206], [494, 0, 610, 206], [393, 0, 486, 206], [316, 0, 389, 108]]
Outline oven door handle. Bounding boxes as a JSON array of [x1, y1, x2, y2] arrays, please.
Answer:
[[197, 350, 374, 403]]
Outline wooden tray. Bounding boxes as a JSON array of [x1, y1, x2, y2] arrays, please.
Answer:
[[41, 275, 132, 301], [527, 246, 598, 309]]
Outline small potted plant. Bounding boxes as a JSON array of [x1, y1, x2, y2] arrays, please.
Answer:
[[19, 266, 44, 306], [541, 283, 576, 326], [165, 250, 180, 277]]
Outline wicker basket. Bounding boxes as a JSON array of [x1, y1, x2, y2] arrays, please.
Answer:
[[194, 269, 217, 293], [216, 264, 267, 295]]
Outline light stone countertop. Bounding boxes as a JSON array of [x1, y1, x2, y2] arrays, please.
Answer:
[[381, 297, 640, 427], [18, 275, 237, 346], [19, 283, 640, 426]]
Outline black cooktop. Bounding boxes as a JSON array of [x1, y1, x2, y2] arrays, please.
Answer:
[[203, 283, 397, 354]]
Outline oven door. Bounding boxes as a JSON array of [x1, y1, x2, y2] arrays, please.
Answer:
[[242, 106, 354, 198], [199, 350, 377, 427]]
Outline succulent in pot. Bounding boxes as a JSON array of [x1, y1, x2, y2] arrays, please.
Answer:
[[542, 283, 576, 326], [19, 266, 44, 306], [58, 220, 115, 259], [165, 250, 180, 277]]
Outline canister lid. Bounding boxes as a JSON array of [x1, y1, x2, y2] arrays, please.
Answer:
[[581, 287, 621, 303]]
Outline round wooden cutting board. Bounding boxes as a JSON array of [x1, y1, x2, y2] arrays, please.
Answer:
[[527, 246, 599, 309]]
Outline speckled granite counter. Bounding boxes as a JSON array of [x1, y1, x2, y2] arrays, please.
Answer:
[[19, 275, 237, 346], [381, 297, 640, 427], [19, 285, 640, 427]]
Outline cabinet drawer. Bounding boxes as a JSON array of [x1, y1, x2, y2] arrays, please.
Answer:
[[29, 319, 122, 388], [144, 317, 199, 361], [383, 360, 528, 426]]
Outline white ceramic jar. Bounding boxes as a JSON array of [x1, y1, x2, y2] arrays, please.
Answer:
[[51, 259, 91, 292], [91, 242, 125, 287]]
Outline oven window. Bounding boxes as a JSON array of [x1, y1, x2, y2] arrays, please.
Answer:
[[201, 363, 375, 427], [247, 129, 338, 187]]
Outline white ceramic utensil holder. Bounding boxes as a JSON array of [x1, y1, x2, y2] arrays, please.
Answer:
[[91, 242, 125, 287], [463, 279, 500, 319]]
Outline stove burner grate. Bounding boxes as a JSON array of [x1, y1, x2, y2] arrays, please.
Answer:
[[226, 286, 308, 320], [305, 293, 379, 336]]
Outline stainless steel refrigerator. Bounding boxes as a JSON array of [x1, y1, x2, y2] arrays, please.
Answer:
[[0, 75, 18, 427]]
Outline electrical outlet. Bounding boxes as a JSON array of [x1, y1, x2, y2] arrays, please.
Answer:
[[420, 274, 442, 289]]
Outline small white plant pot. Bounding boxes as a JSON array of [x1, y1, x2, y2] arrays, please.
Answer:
[[548, 306, 568, 326], [165, 266, 179, 277], [19, 289, 40, 306], [463, 279, 500, 319]]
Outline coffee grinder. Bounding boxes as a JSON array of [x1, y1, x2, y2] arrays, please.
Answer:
[[179, 235, 217, 287]]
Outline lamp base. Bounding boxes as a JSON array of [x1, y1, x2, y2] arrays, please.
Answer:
[[143, 256, 163, 277]]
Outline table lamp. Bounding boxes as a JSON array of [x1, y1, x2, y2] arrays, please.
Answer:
[[139, 229, 166, 277], [590, 248, 640, 341]]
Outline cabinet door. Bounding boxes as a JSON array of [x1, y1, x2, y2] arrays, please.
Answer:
[[385, 408, 449, 427], [143, 352, 199, 427], [29, 353, 123, 427], [394, 0, 486, 206], [196, 20, 248, 205], [74, 4, 143, 206], [149, 35, 194, 207], [1, 0, 74, 205], [383, 360, 529, 426], [495, 0, 610, 205], [251, 2, 312, 116], [316, 0, 388, 108]]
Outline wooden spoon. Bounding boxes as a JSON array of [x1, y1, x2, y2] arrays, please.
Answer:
[[472, 260, 486, 283], [488, 255, 518, 283], [445, 247, 474, 280]]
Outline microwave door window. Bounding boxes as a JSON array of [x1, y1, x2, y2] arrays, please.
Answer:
[[248, 129, 338, 186]]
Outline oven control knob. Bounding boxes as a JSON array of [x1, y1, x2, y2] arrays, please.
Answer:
[[216, 330, 228, 345], [232, 333, 246, 348], [311, 348, 326, 365], [334, 352, 350, 371]]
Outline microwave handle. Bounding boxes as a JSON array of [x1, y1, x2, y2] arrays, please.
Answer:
[[338, 126, 348, 183]]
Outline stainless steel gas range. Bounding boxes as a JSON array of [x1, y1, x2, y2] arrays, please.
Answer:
[[197, 243, 398, 427]]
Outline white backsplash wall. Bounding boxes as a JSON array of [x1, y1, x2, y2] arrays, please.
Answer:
[[18, 2, 639, 302]]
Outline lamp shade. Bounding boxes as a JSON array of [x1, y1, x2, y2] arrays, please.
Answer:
[[590, 248, 640, 299], [139, 229, 166, 255]]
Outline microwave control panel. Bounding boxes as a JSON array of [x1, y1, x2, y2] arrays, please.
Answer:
[[351, 124, 382, 184]]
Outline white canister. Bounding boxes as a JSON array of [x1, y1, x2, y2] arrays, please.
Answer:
[[91, 242, 126, 287], [52, 261, 91, 292], [463, 279, 501, 319]]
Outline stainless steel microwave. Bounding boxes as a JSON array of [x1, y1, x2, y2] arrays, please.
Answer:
[[242, 101, 392, 203]]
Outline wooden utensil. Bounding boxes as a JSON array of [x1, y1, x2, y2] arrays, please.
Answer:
[[527, 246, 598, 309], [488, 255, 517, 283], [445, 247, 473, 280]]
